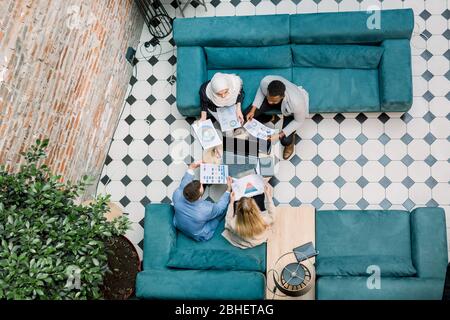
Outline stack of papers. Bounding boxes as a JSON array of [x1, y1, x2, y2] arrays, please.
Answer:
[[243, 119, 277, 140], [200, 164, 228, 184], [217, 105, 241, 132], [192, 119, 222, 149]]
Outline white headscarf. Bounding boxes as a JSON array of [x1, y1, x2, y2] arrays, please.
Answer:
[[205, 73, 242, 107]]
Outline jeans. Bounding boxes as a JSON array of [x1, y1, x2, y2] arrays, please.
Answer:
[[244, 99, 296, 147]]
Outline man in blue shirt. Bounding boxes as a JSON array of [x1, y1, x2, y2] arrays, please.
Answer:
[[172, 161, 232, 241]]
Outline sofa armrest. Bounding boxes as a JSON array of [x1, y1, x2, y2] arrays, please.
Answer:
[[379, 39, 413, 112], [142, 204, 177, 270], [176, 46, 207, 117], [410, 207, 448, 279], [136, 269, 265, 300]]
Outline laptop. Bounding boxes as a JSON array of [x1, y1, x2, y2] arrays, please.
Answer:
[[222, 136, 259, 177]]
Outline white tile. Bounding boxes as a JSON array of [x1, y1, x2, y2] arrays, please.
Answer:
[[113, 121, 130, 140], [127, 160, 147, 180], [296, 0, 318, 14], [126, 181, 147, 202], [151, 100, 172, 119], [171, 119, 192, 139], [166, 181, 180, 201], [109, 140, 128, 160], [430, 76, 450, 97], [236, 1, 256, 16], [298, 120, 318, 139], [147, 160, 168, 180], [411, 55, 428, 77], [429, 97, 450, 117], [216, 2, 236, 16], [255, 0, 276, 15], [341, 183, 363, 204], [151, 81, 172, 100], [427, 56, 449, 76], [296, 182, 317, 203], [427, 35, 448, 55], [340, 161, 361, 182], [406, 118, 429, 138], [408, 161, 431, 182], [135, 61, 153, 80], [427, 15, 448, 35], [386, 183, 409, 204], [385, 140, 407, 161], [412, 76, 428, 97], [363, 183, 385, 203], [128, 140, 149, 160], [431, 161, 450, 183], [385, 118, 407, 139], [120, 103, 131, 120], [320, 203, 338, 210], [131, 81, 152, 100], [106, 160, 127, 180], [146, 181, 167, 202], [129, 120, 150, 140], [410, 35, 427, 55], [385, 161, 408, 182], [318, 182, 340, 204], [318, 161, 340, 182], [433, 183, 450, 204], [276, 160, 296, 181], [362, 118, 384, 139], [408, 97, 429, 118], [317, 118, 339, 139], [381, 0, 402, 9], [431, 139, 450, 161], [169, 140, 191, 163], [425, 0, 447, 14], [408, 140, 430, 161], [274, 182, 295, 203], [149, 140, 169, 160], [125, 202, 145, 223], [363, 161, 384, 182], [195, 2, 216, 17], [296, 160, 317, 181], [338, 0, 360, 12], [276, 0, 297, 14], [340, 119, 361, 139], [130, 100, 151, 120], [296, 139, 317, 160], [149, 119, 170, 140], [168, 162, 188, 181], [153, 61, 173, 80], [318, 140, 340, 160], [402, 0, 424, 15], [430, 117, 449, 139], [125, 223, 144, 245], [362, 139, 384, 160], [105, 181, 126, 201], [318, 0, 338, 12], [409, 183, 432, 205], [341, 140, 361, 160], [359, 0, 381, 11]]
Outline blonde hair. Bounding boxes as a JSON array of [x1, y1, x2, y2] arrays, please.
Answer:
[[234, 197, 268, 239]]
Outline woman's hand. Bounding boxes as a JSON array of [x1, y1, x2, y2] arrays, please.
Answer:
[[226, 176, 233, 192], [199, 111, 207, 122], [236, 104, 244, 125], [264, 183, 273, 197], [230, 191, 235, 203]]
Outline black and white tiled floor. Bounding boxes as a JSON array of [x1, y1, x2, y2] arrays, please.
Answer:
[[96, 0, 450, 259]]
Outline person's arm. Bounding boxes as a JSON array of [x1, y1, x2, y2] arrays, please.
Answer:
[[224, 194, 235, 228], [263, 184, 277, 225], [251, 80, 266, 110], [178, 161, 202, 190], [280, 87, 308, 137], [207, 177, 233, 220], [199, 83, 209, 121]]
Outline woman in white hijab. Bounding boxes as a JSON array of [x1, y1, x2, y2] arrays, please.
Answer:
[[199, 72, 244, 125]]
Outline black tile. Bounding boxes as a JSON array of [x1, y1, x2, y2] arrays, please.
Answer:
[[356, 113, 368, 124], [122, 155, 133, 165], [148, 56, 159, 66], [164, 135, 173, 145], [443, 9, 450, 20], [168, 55, 177, 66], [230, 0, 241, 7], [165, 114, 176, 125], [166, 94, 176, 105], [420, 49, 432, 61], [147, 75, 157, 85], [210, 0, 220, 7], [250, 0, 262, 5], [121, 175, 132, 186], [123, 134, 134, 145], [333, 113, 345, 124], [143, 155, 153, 165], [170, 0, 178, 9], [419, 10, 431, 21], [190, 0, 199, 8], [163, 155, 172, 165], [146, 114, 155, 123], [120, 196, 131, 207], [140, 196, 151, 207], [129, 76, 138, 86], [104, 155, 112, 166], [126, 95, 137, 105], [162, 176, 173, 186], [377, 112, 390, 124], [100, 175, 111, 186], [312, 114, 324, 124], [444, 29, 450, 40], [146, 95, 156, 105], [144, 134, 154, 145], [142, 176, 152, 186], [124, 114, 135, 125]]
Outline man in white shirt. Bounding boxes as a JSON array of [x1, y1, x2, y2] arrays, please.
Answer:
[[245, 75, 309, 160]]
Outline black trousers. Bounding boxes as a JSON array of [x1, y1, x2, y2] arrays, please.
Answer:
[[244, 99, 295, 147]]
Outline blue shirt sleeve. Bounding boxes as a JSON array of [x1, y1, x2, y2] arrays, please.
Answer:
[[207, 191, 231, 221]]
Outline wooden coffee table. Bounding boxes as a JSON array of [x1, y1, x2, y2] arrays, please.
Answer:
[[266, 205, 316, 300]]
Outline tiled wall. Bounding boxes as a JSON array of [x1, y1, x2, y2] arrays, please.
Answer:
[[0, 0, 143, 193]]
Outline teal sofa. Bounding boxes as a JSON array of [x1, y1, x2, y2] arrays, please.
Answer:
[[135, 204, 266, 299], [315, 208, 448, 300], [173, 9, 414, 117]]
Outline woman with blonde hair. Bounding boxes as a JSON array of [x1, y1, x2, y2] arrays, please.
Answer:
[[222, 183, 276, 249]]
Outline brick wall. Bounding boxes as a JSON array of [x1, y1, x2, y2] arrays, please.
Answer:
[[0, 0, 143, 195]]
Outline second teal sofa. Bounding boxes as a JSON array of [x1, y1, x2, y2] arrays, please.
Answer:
[[174, 9, 414, 117]]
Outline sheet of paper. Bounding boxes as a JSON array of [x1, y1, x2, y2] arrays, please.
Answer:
[[243, 119, 277, 140], [200, 164, 229, 184], [232, 174, 265, 200], [216, 105, 241, 132], [192, 119, 222, 150]]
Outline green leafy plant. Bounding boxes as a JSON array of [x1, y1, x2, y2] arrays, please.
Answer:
[[0, 139, 130, 299]]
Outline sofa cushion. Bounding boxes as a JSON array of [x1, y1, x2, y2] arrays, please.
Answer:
[[207, 68, 292, 111], [292, 67, 379, 113], [205, 45, 292, 69], [292, 45, 384, 69], [316, 256, 417, 277], [290, 9, 414, 44], [170, 220, 266, 272], [316, 210, 412, 260], [174, 14, 290, 47]]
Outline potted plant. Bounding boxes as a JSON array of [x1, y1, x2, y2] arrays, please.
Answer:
[[0, 139, 131, 300]]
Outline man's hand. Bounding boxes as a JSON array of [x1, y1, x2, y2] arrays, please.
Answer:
[[188, 160, 202, 170], [246, 106, 257, 122], [226, 176, 233, 192]]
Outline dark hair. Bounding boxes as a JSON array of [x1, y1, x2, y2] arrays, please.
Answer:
[[183, 180, 202, 202], [267, 80, 286, 97]]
